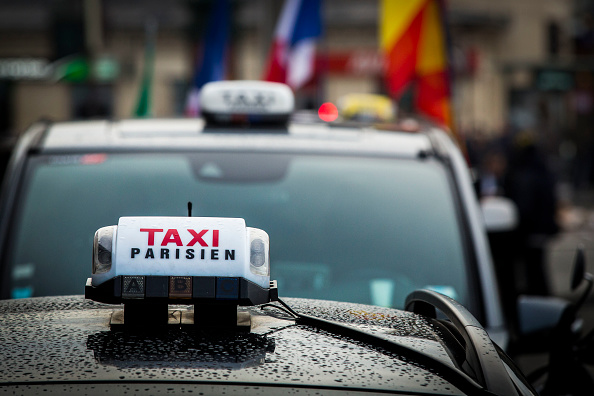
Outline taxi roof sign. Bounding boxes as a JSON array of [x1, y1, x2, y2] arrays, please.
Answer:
[[86, 216, 272, 308], [338, 93, 396, 122], [200, 81, 294, 127]]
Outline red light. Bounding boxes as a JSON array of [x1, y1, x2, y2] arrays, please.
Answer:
[[80, 153, 107, 165], [318, 102, 338, 122]]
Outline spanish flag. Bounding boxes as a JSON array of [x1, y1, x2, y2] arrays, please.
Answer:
[[380, 0, 452, 129]]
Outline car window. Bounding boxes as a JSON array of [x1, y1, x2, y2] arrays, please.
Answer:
[[6, 152, 469, 308]]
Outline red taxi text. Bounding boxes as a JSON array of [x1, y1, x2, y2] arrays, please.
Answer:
[[130, 228, 235, 261]]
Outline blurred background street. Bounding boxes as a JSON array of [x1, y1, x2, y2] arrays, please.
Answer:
[[3, 0, 594, 371]]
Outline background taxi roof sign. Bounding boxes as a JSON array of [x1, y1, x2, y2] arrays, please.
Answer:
[[338, 93, 396, 122], [200, 81, 294, 127]]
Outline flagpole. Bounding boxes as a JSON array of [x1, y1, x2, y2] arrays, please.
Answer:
[[185, 0, 230, 117], [133, 18, 158, 118]]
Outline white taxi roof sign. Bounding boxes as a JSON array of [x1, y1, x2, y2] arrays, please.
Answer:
[[200, 80, 294, 116], [91, 216, 270, 289]]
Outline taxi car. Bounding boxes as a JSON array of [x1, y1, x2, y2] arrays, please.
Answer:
[[1, 81, 507, 348], [0, 215, 536, 395]]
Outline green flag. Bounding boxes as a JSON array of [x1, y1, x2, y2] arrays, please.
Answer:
[[134, 19, 157, 117]]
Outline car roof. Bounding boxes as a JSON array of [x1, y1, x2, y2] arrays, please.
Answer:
[[0, 295, 470, 394], [37, 118, 435, 158]]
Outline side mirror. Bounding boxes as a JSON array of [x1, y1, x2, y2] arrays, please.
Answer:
[[517, 295, 571, 336], [516, 295, 573, 352], [480, 196, 518, 232], [516, 247, 592, 354]]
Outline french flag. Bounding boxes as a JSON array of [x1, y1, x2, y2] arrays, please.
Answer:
[[263, 0, 322, 89]]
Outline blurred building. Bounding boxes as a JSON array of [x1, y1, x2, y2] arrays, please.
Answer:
[[0, 0, 195, 134], [0, 0, 586, 163], [450, 0, 573, 137]]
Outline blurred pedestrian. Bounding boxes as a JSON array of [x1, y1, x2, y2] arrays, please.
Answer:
[[477, 146, 518, 324], [479, 150, 507, 197], [504, 131, 559, 296]]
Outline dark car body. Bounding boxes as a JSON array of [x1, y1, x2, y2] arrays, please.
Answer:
[[0, 294, 534, 395]]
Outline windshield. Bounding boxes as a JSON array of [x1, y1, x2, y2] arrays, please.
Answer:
[[6, 152, 469, 308]]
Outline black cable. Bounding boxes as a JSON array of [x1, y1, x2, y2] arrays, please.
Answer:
[[274, 297, 299, 317], [260, 303, 297, 319]]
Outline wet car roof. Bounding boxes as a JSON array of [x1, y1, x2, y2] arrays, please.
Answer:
[[38, 118, 433, 158], [0, 296, 467, 395]]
